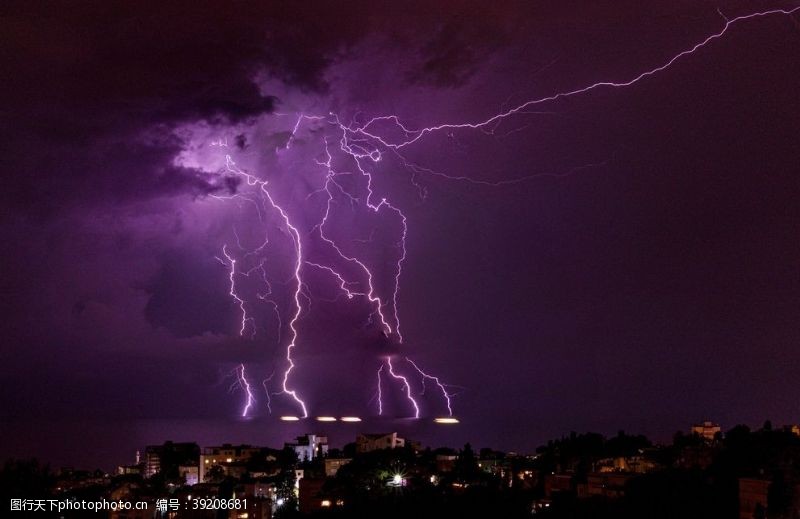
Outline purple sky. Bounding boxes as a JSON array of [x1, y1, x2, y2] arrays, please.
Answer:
[[2, 1, 799, 469]]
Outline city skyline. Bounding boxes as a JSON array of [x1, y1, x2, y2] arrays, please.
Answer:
[[7, 421, 800, 517]]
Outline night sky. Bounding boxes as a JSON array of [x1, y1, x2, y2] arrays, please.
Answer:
[[2, 1, 799, 470]]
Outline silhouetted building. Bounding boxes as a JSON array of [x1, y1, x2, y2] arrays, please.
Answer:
[[285, 434, 328, 461], [324, 457, 351, 477], [179, 465, 199, 486], [143, 448, 161, 478], [739, 478, 769, 519], [116, 450, 142, 476], [143, 441, 199, 478], [355, 432, 405, 453], [199, 444, 266, 482], [577, 472, 633, 499], [691, 421, 721, 441], [478, 452, 514, 482], [436, 453, 458, 472], [545, 473, 573, 497], [299, 477, 326, 514], [677, 443, 716, 469], [116, 464, 142, 476], [595, 455, 659, 474], [240, 481, 275, 499], [235, 483, 275, 519]]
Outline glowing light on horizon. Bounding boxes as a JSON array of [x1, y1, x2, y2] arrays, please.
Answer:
[[434, 417, 460, 424]]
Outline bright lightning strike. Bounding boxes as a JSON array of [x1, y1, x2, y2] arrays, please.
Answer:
[[405, 357, 454, 417], [376, 364, 384, 416], [216, 245, 254, 338], [210, 6, 797, 420], [224, 157, 309, 418], [227, 364, 255, 418], [261, 370, 275, 415], [351, 7, 800, 151], [386, 356, 420, 419]]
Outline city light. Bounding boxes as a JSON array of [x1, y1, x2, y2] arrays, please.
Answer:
[[316, 416, 337, 422], [280, 416, 300, 421], [340, 416, 362, 422], [388, 472, 407, 487]]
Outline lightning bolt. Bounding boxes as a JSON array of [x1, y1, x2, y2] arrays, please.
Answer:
[[226, 363, 256, 418], [351, 7, 800, 151], [209, 6, 797, 420], [261, 370, 275, 415], [313, 134, 398, 337], [376, 364, 384, 415], [238, 364, 255, 417], [224, 156, 308, 418], [215, 245, 254, 338], [305, 261, 366, 300], [386, 356, 420, 419], [405, 357, 453, 417]]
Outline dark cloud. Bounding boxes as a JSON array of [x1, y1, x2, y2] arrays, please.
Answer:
[[144, 249, 234, 338], [0, 1, 379, 216], [0, 1, 519, 217], [3, 131, 241, 217], [234, 134, 248, 150], [405, 13, 510, 88]]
